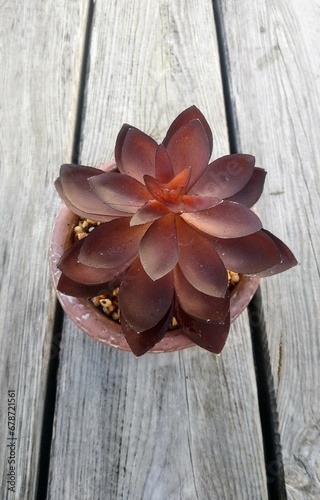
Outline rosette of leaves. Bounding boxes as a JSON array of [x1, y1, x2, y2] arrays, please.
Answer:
[[55, 106, 297, 356]]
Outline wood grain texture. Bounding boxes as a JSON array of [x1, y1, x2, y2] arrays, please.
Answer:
[[218, 0, 320, 497], [0, 1, 89, 498], [48, 1, 268, 498]]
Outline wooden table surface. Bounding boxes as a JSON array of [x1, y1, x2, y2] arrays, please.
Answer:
[[1, 1, 319, 499]]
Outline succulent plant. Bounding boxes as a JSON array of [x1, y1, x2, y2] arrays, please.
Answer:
[[55, 106, 297, 356]]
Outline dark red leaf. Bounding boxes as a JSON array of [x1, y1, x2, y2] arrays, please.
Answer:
[[78, 218, 148, 268], [176, 217, 228, 297], [174, 265, 229, 322], [121, 304, 174, 356], [89, 171, 151, 213], [253, 230, 298, 277], [163, 105, 213, 155], [175, 302, 230, 354], [206, 230, 282, 274], [139, 214, 179, 280], [119, 259, 174, 332], [115, 125, 157, 182], [130, 200, 170, 226], [226, 168, 267, 207], [182, 201, 262, 238], [190, 154, 255, 199], [58, 164, 130, 219]]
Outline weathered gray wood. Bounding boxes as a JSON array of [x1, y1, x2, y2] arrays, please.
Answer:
[[48, 1, 268, 498], [218, 0, 320, 497], [0, 1, 89, 498]]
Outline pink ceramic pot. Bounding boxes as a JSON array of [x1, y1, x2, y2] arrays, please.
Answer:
[[49, 165, 260, 353]]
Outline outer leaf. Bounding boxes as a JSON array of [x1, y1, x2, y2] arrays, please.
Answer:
[[226, 168, 267, 207], [165, 119, 211, 185], [78, 218, 148, 269], [121, 304, 174, 356], [175, 302, 230, 354], [181, 201, 262, 238], [57, 273, 116, 298], [89, 172, 151, 213], [115, 125, 158, 182], [58, 238, 135, 285], [206, 230, 282, 274], [163, 105, 213, 154], [139, 214, 179, 280], [119, 259, 174, 332], [58, 164, 130, 218], [176, 217, 228, 297], [190, 154, 255, 199], [252, 229, 298, 277], [174, 265, 229, 322]]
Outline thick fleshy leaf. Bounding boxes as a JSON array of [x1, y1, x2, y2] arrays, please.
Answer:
[[175, 302, 230, 354], [78, 218, 148, 268], [165, 119, 211, 185], [155, 144, 174, 182], [130, 200, 170, 226], [181, 201, 262, 238], [121, 304, 174, 356], [226, 168, 267, 207], [58, 238, 135, 285], [163, 106, 213, 155], [119, 259, 174, 332], [190, 154, 255, 199], [55, 178, 120, 222], [176, 217, 228, 297], [252, 229, 298, 277], [57, 273, 116, 298], [89, 172, 151, 213], [115, 125, 158, 182], [174, 265, 229, 322], [58, 164, 130, 218], [139, 214, 179, 280], [182, 195, 221, 212], [206, 230, 282, 274]]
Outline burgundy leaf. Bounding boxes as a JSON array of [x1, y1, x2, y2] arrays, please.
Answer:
[[121, 304, 174, 356], [182, 195, 221, 212], [165, 119, 211, 185], [78, 218, 148, 268], [176, 217, 228, 297], [226, 168, 267, 207], [182, 201, 262, 238], [144, 167, 191, 202], [115, 125, 157, 182], [253, 229, 298, 277], [58, 238, 134, 284], [130, 200, 170, 226], [58, 164, 130, 218], [206, 230, 282, 274], [57, 273, 115, 298], [163, 105, 213, 155], [174, 265, 229, 322], [155, 144, 174, 182], [89, 172, 151, 213], [190, 154, 255, 199], [175, 302, 230, 354], [119, 259, 174, 332], [55, 178, 120, 222], [139, 214, 179, 280]]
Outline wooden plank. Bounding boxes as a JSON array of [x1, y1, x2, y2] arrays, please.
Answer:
[[47, 1, 269, 498], [217, 0, 320, 497], [0, 2, 89, 498]]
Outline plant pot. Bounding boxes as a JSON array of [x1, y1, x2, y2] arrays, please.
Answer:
[[49, 198, 260, 354]]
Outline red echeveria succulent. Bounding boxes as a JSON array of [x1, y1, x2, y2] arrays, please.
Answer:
[[55, 106, 297, 355]]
